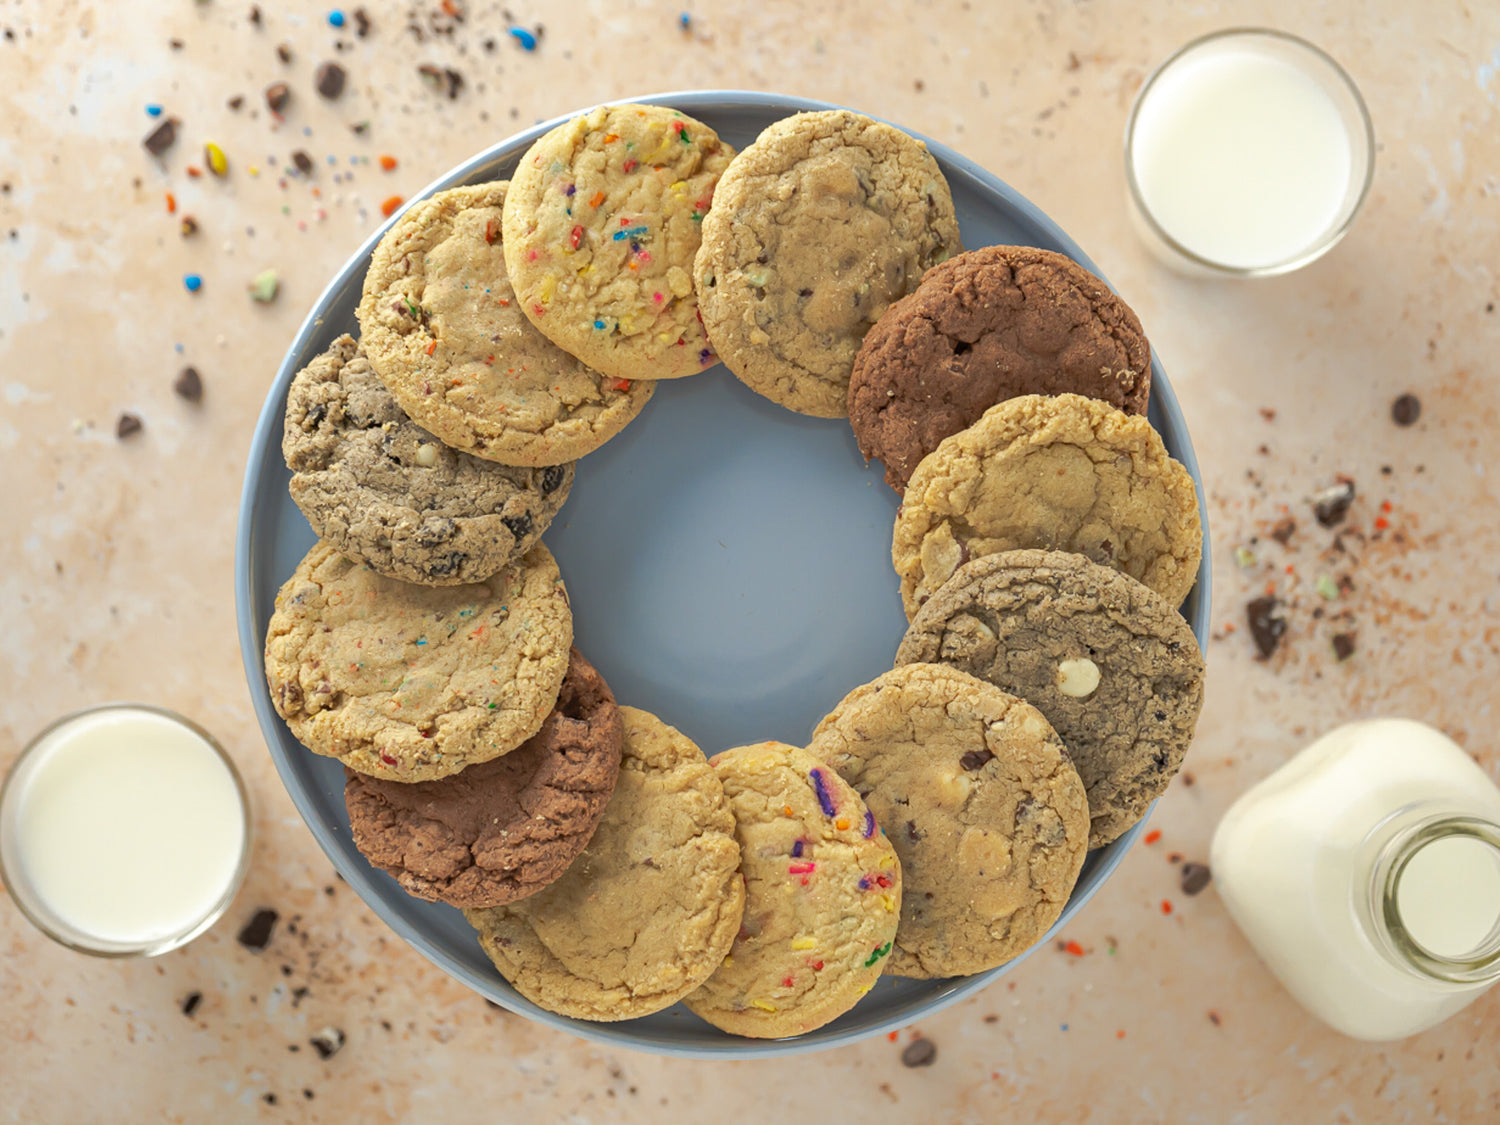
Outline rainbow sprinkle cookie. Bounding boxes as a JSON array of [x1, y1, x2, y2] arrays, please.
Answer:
[[502, 104, 735, 382], [682, 741, 901, 1039], [464, 707, 744, 1021], [810, 663, 1089, 978]]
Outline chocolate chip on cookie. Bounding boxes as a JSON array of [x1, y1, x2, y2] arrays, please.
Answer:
[[848, 245, 1151, 493]]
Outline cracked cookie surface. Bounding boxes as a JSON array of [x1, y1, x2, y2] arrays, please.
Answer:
[[283, 334, 574, 586], [465, 706, 744, 1021], [345, 646, 621, 909], [682, 741, 901, 1038], [848, 245, 1151, 493], [503, 105, 734, 382], [264, 539, 573, 782], [357, 182, 654, 466], [896, 550, 1205, 847], [892, 392, 1202, 617], [810, 663, 1088, 978], [695, 110, 963, 417]]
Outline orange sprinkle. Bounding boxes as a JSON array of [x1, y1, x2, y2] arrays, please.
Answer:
[[1224, 622, 1237, 633], [311, 187, 322, 199], [783, 805, 794, 817], [426, 340, 437, 356], [1161, 899, 1174, 915], [1284, 564, 1294, 575], [186, 166, 202, 178], [485, 355, 495, 365], [379, 154, 398, 171], [165, 192, 176, 213], [1144, 829, 1162, 845], [1064, 941, 1085, 957], [381, 195, 404, 217], [1264, 582, 1276, 596], [1374, 516, 1390, 530], [607, 377, 631, 392], [835, 817, 850, 830], [1116, 1030, 1126, 1039], [887, 1031, 899, 1042], [440, 0, 459, 14], [603, 133, 619, 143], [1381, 500, 1393, 512], [588, 190, 605, 207], [497, 298, 511, 306]]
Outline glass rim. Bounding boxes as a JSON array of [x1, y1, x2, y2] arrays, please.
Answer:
[[0, 702, 253, 959], [1123, 26, 1376, 278]]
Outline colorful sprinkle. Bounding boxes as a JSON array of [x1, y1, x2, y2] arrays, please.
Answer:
[[612, 225, 649, 241], [509, 26, 537, 50], [781, 975, 794, 988], [863, 942, 892, 967], [622, 158, 638, 173], [183, 273, 203, 292], [328, 9, 345, 27], [750, 1000, 777, 1013], [204, 142, 228, 176], [146, 104, 163, 116], [679, 11, 691, 29], [809, 768, 837, 817], [588, 190, 606, 207], [791, 840, 804, 858], [249, 268, 280, 303], [593, 319, 606, 329], [1144, 829, 1162, 845], [379, 154, 398, 171], [791, 937, 817, 951], [1064, 941, 1085, 957], [788, 862, 816, 876], [380, 752, 398, 766], [834, 817, 850, 831], [568, 224, 584, 250], [564, 184, 576, 196], [165, 192, 176, 213], [381, 195, 404, 217], [863, 810, 876, 838], [607, 377, 631, 392], [1161, 899, 1174, 915]]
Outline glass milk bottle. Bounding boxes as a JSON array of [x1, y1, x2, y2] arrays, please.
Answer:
[[1212, 719, 1500, 1040]]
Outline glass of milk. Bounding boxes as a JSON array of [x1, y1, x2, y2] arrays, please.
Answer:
[[1125, 28, 1375, 276], [0, 704, 252, 957]]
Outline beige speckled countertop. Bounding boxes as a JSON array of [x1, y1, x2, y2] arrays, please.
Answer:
[[3, 1, 1499, 1121]]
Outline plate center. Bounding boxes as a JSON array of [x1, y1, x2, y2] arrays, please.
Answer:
[[544, 367, 908, 756]]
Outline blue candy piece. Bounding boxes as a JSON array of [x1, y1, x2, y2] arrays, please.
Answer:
[[509, 26, 537, 50], [146, 104, 163, 117], [328, 10, 345, 27], [183, 274, 203, 292]]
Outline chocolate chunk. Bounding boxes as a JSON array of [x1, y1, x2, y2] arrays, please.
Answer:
[[309, 1026, 346, 1059], [115, 413, 143, 439], [227, 94, 244, 110], [249, 5, 261, 25], [315, 61, 347, 99], [958, 749, 995, 771], [1180, 862, 1211, 896], [174, 366, 203, 402], [1311, 479, 1355, 528], [538, 464, 567, 494], [181, 991, 203, 1017], [444, 67, 464, 98], [1246, 596, 1286, 660], [143, 118, 178, 156], [501, 511, 533, 541], [169, 37, 184, 49], [905, 819, 921, 842], [276, 42, 292, 63], [236, 908, 279, 950], [353, 7, 370, 36], [1269, 517, 1296, 545], [303, 1089, 315, 1101], [1332, 632, 1356, 662], [900, 1038, 937, 1067], [180, 214, 198, 236], [265, 81, 290, 113], [1391, 393, 1421, 426], [292, 150, 314, 175]]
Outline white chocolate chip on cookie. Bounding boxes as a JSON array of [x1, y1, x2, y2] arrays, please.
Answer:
[[1056, 657, 1101, 698]]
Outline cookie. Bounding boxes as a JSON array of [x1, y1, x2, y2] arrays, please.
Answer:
[[344, 646, 621, 909], [695, 110, 963, 418], [895, 550, 1205, 846], [682, 741, 901, 1039], [283, 334, 574, 586], [465, 707, 744, 1021], [848, 245, 1152, 493], [264, 539, 573, 782], [357, 182, 655, 466], [891, 392, 1202, 617], [809, 664, 1088, 977], [502, 104, 734, 382]]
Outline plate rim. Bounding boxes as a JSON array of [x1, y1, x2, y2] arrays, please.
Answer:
[[234, 88, 1213, 1059]]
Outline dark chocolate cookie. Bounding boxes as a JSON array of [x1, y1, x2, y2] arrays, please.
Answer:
[[283, 334, 574, 586], [344, 646, 622, 908], [894, 549, 1202, 847], [848, 245, 1150, 493]]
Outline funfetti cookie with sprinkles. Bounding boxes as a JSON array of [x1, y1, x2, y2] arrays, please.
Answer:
[[357, 182, 655, 467], [502, 103, 735, 382], [264, 539, 573, 783], [682, 742, 901, 1039]]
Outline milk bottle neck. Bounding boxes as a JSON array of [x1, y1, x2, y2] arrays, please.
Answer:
[[1360, 813, 1500, 986]]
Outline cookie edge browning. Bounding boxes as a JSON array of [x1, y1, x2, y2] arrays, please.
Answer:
[[464, 706, 746, 1021]]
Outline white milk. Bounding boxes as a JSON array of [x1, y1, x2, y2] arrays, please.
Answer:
[[1, 707, 248, 951], [1212, 719, 1500, 1041], [1130, 43, 1358, 270]]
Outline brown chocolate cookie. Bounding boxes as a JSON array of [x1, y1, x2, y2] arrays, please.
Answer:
[[343, 647, 622, 908], [848, 246, 1151, 493]]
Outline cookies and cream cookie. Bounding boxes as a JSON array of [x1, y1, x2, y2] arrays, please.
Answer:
[[357, 182, 654, 466], [810, 663, 1089, 977], [283, 334, 574, 586], [682, 741, 901, 1038], [896, 550, 1205, 847], [848, 245, 1151, 493], [503, 104, 734, 382], [695, 110, 962, 417], [344, 647, 622, 908], [465, 707, 744, 1021], [891, 393, 1202, 617], [265, 539, 573, 782]]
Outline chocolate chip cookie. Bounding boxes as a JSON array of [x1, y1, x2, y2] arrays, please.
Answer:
[[809, 663, 1089, 977], [895, 550, 1205, 847], [465, 707, 744, 1021], [283, 334, 574, 586], [848, 245, 1151, 493], [503, 104, 734, 382], [892, 393, 1202, 617], [682, 741, 901, 1039], [357, 182, 655, 466], [695, 110, 963, 417], [264, 539, 573, 782], [344, 646, 622, 908]]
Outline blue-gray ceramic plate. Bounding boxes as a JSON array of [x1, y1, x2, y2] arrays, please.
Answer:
[[235, 91, 1212, 1059]]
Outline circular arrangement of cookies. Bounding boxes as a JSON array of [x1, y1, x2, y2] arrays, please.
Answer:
[[264, 102, 1206, 1041]]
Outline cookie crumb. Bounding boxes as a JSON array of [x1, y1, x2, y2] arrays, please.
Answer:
[[180, 991, 202, 1017], [1246, 596, 1286, 660], [309, 1026, 346, 1059], [900, 1037, 937, 1067], [115, 413, 143, 439], [174, 366, 203, 402], [1332, 632, 1357, 662], [236, 908, 279, 951], [1310, 478, 1355, 528], [265, 81, 290, 113], [276, 42, 292, 63], [1391, 393, 1421, 426], [1180, 862, 1211, 896], [1208, 1010, 1222, 1026], [315, 61, 347, 99], [1269, 517, 1296, 546], [227, 95, 244, 110]]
